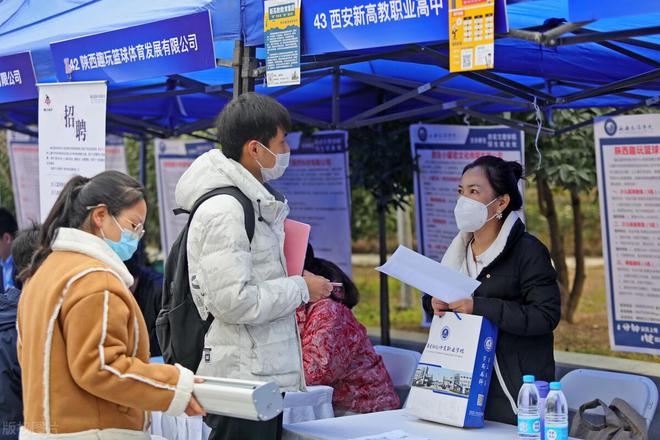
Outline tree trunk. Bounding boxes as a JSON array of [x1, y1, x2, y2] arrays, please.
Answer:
[[536, 175, 570, 316], [566, 188, 587, 323], [378, 199, 391, 346], [396, 203, 413, 309]]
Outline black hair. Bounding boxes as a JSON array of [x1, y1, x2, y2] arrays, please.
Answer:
[[11, 224, 40, 289], [462, 155, 524, 218], [216, 92, 291, 161], [23, 171, 146, 280], [0, 207, 18, 237], [304, 256, 359, 309], [124, 239, 147, 279]]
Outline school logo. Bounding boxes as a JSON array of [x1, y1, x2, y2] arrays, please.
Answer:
[[418, 126, 428, 142], [441, 326, 450, 340], [604, 119, 617, 136], [484, 337, 494, 352]]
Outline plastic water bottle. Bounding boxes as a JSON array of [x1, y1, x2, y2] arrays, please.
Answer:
[[518, 375, 541, 440], [544, 382, 569, 440], [535, 381, 550, 440]]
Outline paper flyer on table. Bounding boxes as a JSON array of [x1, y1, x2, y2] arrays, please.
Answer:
[[348, 430, 429, 440], [376, 246, 480, 303]]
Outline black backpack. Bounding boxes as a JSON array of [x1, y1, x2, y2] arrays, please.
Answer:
[[155, 187, 255, 371]]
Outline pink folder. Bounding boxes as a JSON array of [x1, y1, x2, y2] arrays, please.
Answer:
[[283, 219, 311, 276]]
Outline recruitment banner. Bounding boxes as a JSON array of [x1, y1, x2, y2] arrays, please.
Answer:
[[270, 131, 352, 275], [410, 124, 524, 325], [0, 51, 38, 104], [265, 0, 301, 87], [50, 11, 215, 83], [449, 0, 495, 72], [38, 81, 107, 221], [569, 0, 660, 21], [7, 130, 128, 227], [155, 139, 215, 254], [302, 0, 507, 55], [594, 114, 660, 355]]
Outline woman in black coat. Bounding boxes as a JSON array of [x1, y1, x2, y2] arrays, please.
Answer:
[[422, 155, 561, 425]]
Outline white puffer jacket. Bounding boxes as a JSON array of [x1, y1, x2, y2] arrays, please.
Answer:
[[175, 149, 309, 391]]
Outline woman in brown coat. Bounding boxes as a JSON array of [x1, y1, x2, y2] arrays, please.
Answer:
[[17, 171, 204, 439]]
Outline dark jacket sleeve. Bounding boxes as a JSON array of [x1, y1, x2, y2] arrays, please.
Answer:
[[422, 294, 433, 322], [473, 237, 561, 336]]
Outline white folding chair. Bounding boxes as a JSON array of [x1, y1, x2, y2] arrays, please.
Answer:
[[373, 345, 421, 386], [560, 368, 658, 429], [283, 385, 335, 424], [373, 345, 421, 408]]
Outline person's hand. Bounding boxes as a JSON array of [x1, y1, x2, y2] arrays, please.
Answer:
[[449, 298, 474, 315], [303, 270, 332, 302], [431, 297, 450, 316], [185, 377, 206, 417]]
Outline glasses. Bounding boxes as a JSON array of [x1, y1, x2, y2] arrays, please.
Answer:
[[87, 204, 145, 239]]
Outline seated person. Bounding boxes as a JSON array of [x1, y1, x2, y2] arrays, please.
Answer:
[[124, 241, 163, 357], [298, 255, 400, 415], [0, 224, 40, 439]]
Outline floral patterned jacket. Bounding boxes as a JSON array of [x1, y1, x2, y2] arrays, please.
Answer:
[[296, 299, 400, 413]]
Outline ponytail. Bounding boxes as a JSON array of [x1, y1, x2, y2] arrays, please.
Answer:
[[21, 171, 145, 280]]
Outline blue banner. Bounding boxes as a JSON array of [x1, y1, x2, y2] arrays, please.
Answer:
[[301, 0, 508, 55], [0, 52, 37, 104], [50, 11, 216, 83], [569, 0, 660, 21]]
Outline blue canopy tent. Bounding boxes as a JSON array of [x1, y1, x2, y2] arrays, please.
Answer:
[[0, 0, 658, 138], [0, 0, 659, 346]]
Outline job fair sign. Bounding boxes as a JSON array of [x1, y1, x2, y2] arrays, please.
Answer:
[[595, 113, 660, 356]]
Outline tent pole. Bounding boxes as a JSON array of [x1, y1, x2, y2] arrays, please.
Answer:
[[378, 195, 391, 346], [233, 40, 244, 98], [332, 67, 340, 127]]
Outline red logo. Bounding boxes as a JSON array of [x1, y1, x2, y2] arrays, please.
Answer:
[[44, 94, 51, 106]]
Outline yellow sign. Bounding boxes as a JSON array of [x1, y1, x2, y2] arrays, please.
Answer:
[[449, 0, 495, 72]]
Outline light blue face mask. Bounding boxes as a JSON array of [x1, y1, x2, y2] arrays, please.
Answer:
[[103, 216, 140, 261]]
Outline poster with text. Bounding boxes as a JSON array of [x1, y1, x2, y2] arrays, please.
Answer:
[[410, 124, 524, 325], [270, 131, 352, 275], [594, 114, 660, 355], [155, 139, 215, 254], [38, 81, 107, 221], [7, 130, 127, 227]]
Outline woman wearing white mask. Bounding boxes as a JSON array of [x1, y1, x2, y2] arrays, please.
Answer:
[[422, 155, 561, 426]]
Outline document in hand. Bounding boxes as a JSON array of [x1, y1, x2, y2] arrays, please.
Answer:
[[283, 219, 311, 276], [375, 246, 480, 303]]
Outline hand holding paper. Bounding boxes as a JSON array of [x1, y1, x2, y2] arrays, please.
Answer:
[[375, 246, 480, 303]]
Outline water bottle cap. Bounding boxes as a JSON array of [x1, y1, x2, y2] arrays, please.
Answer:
[[550, 381, 561, 390], [523, 375, 535, 383]]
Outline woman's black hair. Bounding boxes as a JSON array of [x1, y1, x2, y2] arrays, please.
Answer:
[[22, 171, 146, 280], [305, 257, 359, 309], [462, 155, 524, 218]]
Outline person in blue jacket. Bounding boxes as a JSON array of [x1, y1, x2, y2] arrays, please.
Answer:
[[0, 224, 39, 439]]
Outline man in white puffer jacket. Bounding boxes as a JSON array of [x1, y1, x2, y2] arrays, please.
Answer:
[[174, 93, 333, 440]]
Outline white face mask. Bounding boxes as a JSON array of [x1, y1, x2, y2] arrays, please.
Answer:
[[255, 142, 290, 182], [454, 196, 500, 233]]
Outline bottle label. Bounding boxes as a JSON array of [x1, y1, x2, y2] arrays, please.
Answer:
[[544, 424, 568, 440], [518, 415, 541, 435]]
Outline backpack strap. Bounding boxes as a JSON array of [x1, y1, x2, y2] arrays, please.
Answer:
[[174, 187, 255, 242]]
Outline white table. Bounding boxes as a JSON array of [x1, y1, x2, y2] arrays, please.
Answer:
[[283, 409, 577, 440]]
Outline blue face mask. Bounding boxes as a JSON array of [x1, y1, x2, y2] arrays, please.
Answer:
[[103, 216, 140, 261]]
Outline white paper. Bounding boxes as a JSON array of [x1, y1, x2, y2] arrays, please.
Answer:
[[376, 245, 480, 303], [348, 430, 429, 440], [38, 82, 107, 221]]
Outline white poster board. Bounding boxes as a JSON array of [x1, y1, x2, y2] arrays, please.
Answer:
[[270, 131, 352, 275], [155, 139, 215, 253], [7, 130, 127, 228], [38, 81, 107, 221], [594, 114, 660, 355], [410, 124, 524, 325]]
